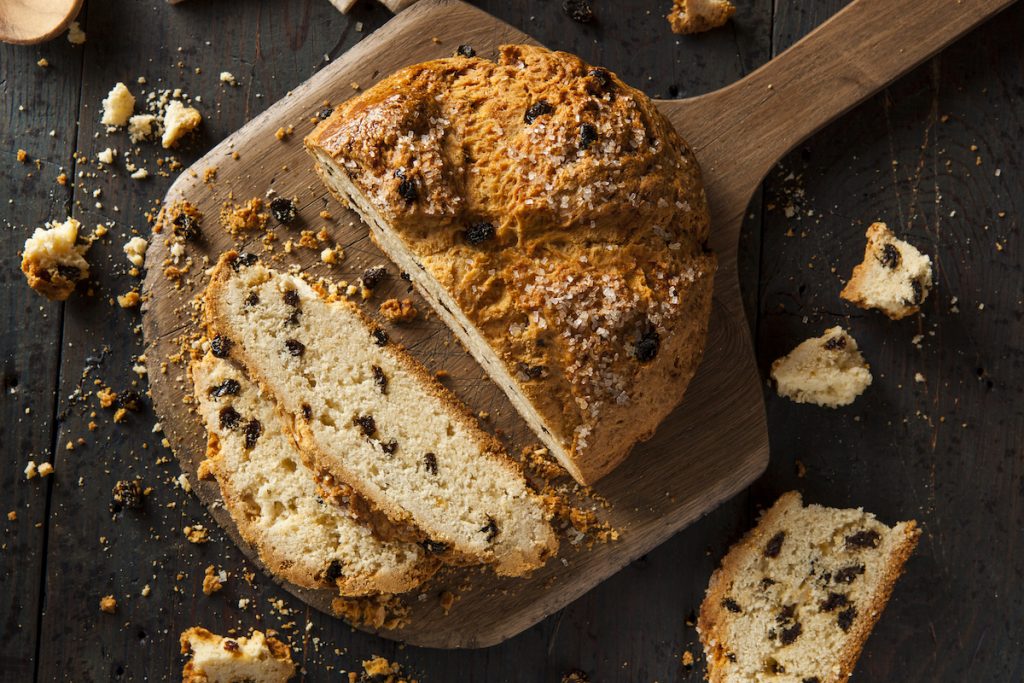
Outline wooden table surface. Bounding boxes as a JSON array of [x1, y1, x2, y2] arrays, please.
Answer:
[[1, 1, 1021, 681]]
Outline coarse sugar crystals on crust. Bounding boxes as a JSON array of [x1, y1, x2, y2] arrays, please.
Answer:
[[306, 44, 715, 485]]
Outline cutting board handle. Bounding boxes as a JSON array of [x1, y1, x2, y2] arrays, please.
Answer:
[[661, 0, 1017, 229]]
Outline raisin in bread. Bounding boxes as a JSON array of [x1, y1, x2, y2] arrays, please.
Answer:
[[180, 626, 295, 683], [840, 222, 932, 320], [204, 252, 557, 576], [698, 492, 920, 683], [21, 217, 91, 301], [305, 44, 715, 485], [669, 0, 736, 34], [191, 353, 437, 596], [770, 327, 872, 408]]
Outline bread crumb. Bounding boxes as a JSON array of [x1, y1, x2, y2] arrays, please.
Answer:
[[99, 595, 117, 613], [320, 246, 344, 264], [67, 21, 86, 45], [185, 524, 210, 544], [24, 461, 37, 480], [101, 83, 135, 127], [379, 298, 418, 323], [130, 168, 149, 180], [6, 510, 16, 521], [123, 236, 148, 267], [840, 222, 932, 320], [17, 149, 28, 163], [669, 0, 735, 34], [117, 291, 141, 308], [220, 198, 267, 234], [37, 58, 49, 68], [219, 71, 237, 86], [128, 114, 157, 143], [21, 217, 92, 301], [274, 125, 294, 141], [202, 565, 224, 595], [37, 462, 54, 477], [97, 148, 116, 165], [771, 327, 872, 408], [162, 100, 202, 148], [180, 626, 295, 683], [97, 386, 117, 408]]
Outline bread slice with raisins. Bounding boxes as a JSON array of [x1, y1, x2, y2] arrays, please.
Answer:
[[204, 252, 557, 577], [698, 492, 920, 683], [180, 626, 295, 683], [840, 222, 932, 320], [770, 327, 872, 408], [190, 353, 437, 596], [305, 44, 715, 486]]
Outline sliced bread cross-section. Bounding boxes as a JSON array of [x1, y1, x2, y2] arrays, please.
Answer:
[[191, 352, 437, 596], [204, 252, 557, 577]]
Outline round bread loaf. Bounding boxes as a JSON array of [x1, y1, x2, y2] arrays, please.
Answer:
[[307, 44, 715, 484]]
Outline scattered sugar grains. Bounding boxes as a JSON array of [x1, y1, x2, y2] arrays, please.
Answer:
[[67, 21, 86, 45], [771, 327, 872, 408], [101, 83, 135, 128], [161, 100, 202, 148], [124, 236, 148, 267]]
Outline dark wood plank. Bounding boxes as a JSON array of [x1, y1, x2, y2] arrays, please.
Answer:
[[755, 1, 1024, 681], [0, 28, 84, 681]]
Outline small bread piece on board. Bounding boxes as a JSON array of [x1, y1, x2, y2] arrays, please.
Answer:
[[840, 222, 932, 320], [21, 217, 91, 301], [770, 327, 871, 408], [180, 627, 295, 683], [327, 0, 359, 13], [191, 353, 437, 596], [305, 44, 715, 485], [669, 0, 736, 34], [204, 252, 557, 576], [698, 492, 920, 683]]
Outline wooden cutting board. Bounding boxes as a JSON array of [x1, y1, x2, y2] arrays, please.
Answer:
[[142, 0, 1014, 648]]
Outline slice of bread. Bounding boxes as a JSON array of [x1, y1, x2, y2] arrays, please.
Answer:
[[305, 44, 716, 486], [204, 251, 557, 577], [698, 492, 920, 683], [840, 222, 932, 320], [190, 353, 436, 596], [770, 327, 872, 408], [180, 626, 295, 683]]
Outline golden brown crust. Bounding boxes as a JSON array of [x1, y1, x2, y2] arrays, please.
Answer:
[[668, 0, 736, 35], [697, 492, 921, 683], [306, 44, 715, 484], [203, 251, 557, 576]]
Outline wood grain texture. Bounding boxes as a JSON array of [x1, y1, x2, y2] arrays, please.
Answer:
[[141, 0, 769, 649], [2, 0, 1021, 680]]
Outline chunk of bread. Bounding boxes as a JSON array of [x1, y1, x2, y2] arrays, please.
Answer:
[[840, 222, 932, 320], [770, 327, 871, 408], [698, 492, 920, 683], [21, 217, 91, 301], [204, 252, 557, 576], [305, 44, 715, 485], [190, 353, 436, 596], [180, 626, 295, 683], [669, 0, 736, 34]]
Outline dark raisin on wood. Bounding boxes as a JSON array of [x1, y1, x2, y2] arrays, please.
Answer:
[[111, 479, 143, 512], [372, 365, 388, 394], [172, 212, 199, 241], [820, 592, 849, 612], [481, 516, 499, 542], [562, 0, 594, 23], [371, 328, 389, 346], [209, 379, 240, 398], [423, 452, 438, 475], [219, 406, 241, 430], [721, 598, 742, 613], [354, 415, 377, 437], [230, 253, 258, 270], [837, 606, 857, 632], [210, 335, 232, 358], [269, 197, 297, 224], [361, 265, 388, 290], [780, 622, 803, 645], [381, 439, 398, 455], [456, 44, 476, 57], [323, 559, 343, 582], [524, 99, 554, 124], [824, 334, 847, 350], [834, 564, 865, 584], [284, 339, 305, 357], [56, 264, 81, 280], [464, 221, 495, 246], [586, 67, 612, 94], [301, 403, 312, 420], [243, 419, 262, 449], [420, 539, 449, 554], [315, 106, 334, 121], [846, 529, 880, 549], [244, 292, 260, 307], [116, 390, 143, 412], [634, 327, 660, 362], [579, 122, 598, 150], [283, 289, 300, 307], [764, 531, 786, 558], [223, 640, 239, 652], [878, 242, 902, 269]]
